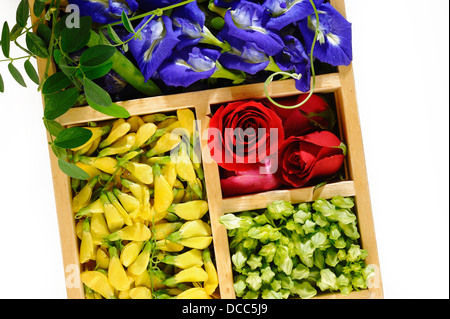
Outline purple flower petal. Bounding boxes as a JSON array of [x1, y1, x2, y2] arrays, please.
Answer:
[[67, 0, 138, 24], [158, 46, 220, 87], [218, 37, 270, 75], [298, 2, 353, 66], [171, 1, 206, 50], [264, 0, 324, 31], [128, 15, 180, 82], [219, 1, 284, 56], [275, 35, 311, 92]]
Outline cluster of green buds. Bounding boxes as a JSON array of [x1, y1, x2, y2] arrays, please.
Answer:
[[219, 197, 375, 299]]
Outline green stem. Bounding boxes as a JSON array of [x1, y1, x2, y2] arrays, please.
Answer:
[[112, 15, 155, 48], [211, 61, 245, 84], [0, 55, 32, 63], [39, 2, 60, 91], [265, 56, 284, 74], [199, 26, 230, 52], [14, 40, 33, 56], [263, 0, 320, 110], [100, 0, 196, 29]]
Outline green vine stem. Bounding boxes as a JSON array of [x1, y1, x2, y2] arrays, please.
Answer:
[[264, 0, 321, 110], [100, 0, 196, 29]]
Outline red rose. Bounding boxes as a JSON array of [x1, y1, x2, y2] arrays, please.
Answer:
[[220, 157, 282, 197], [208, 100, 285, 172], [278, 130, 345, 187], [264, 94, 334, 138]]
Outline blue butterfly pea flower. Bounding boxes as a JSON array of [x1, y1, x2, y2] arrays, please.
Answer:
[[67, 0, 138, 24], [298, 2, 352, 66], [274, 35, 311, 92], [219, 0, 284, 56], [171, 1, 206, 50], [218, 36, 270, 75], [128, 15, 181, 82], [263, 0, 324, 31], [158, 46, 221, 87]]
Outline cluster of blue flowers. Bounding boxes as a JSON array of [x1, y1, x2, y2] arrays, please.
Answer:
[[68, 0, 352, 92]]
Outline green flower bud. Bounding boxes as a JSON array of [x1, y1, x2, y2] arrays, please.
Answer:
[[245, 272, 262, 291], [233, 275, 247, 297], [261, 289, 283, 299], [331, 196, 354, 209], [290, 281, 317, 299], [258, 242, 277, 262], [246, 254, 263, 270], [317, 269, 338, 291], [292, 263, 310, 280], [260, 266, 276, 284], [267, 200, 294, 219]]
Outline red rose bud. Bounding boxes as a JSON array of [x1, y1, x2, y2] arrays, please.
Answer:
[[220, 157, 282, 197], [278, 131, 345, 188], [208, 100, 285, 172], [264, 94, 334, 138]]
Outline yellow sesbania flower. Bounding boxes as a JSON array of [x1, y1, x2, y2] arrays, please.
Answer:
[[108, 246, 130, 291], [130, 287, 153, 299], [163, 266, 208, 287], [160, 249, 204, 269], [168, 200, 208, 220], [127, 241, 153, 275], [203, 248, 219, 295], [176, 287, 211, 299], [72, 176, 98, 213], [107, 223, 151, 242], [79, 218, 95, 264], [81, 271, 115, 299], [100, 192, 125, 233], [120, 241, 144, 267], [153, 163, 174, 214], [99, 118, 130, 149]]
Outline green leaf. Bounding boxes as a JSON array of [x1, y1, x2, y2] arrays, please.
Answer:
[[9, 24, 24, 42], [107, 25, 122, 44], [44, 88, 80, 120], [79, 45, 117, 67], [53, 14, 69, 39], [53, 49, 62, 65], [33, 0, 46, 17], [43, 118, 64, 137], [26, 32, 49, 58], [8, 63, 26, 87], [58, 158, 90, 180], [121, 11, 135, 34], [86, 98, 131, 119], [78, 61, 113, 80], [60, 16, 92, 53], [54, 127, 93, 149], [51, 143, 68, 160], [42, 72, 72, 95], [24, 60, 40, 85], [58, 58, 78, 77], [16, 0, 30, 28], [1, 22, 10, 58], [0, 73, 4, 93], [36, 24, 52, 46], [83, 77, 112, 107]]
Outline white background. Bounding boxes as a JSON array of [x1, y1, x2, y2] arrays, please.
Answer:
[[0, 0, 448, 299]]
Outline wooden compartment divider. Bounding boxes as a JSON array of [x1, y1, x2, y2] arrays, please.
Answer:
[[29, 0, 383, 299]]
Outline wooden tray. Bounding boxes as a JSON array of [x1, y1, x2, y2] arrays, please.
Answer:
[[30, 0, 383, 299]]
